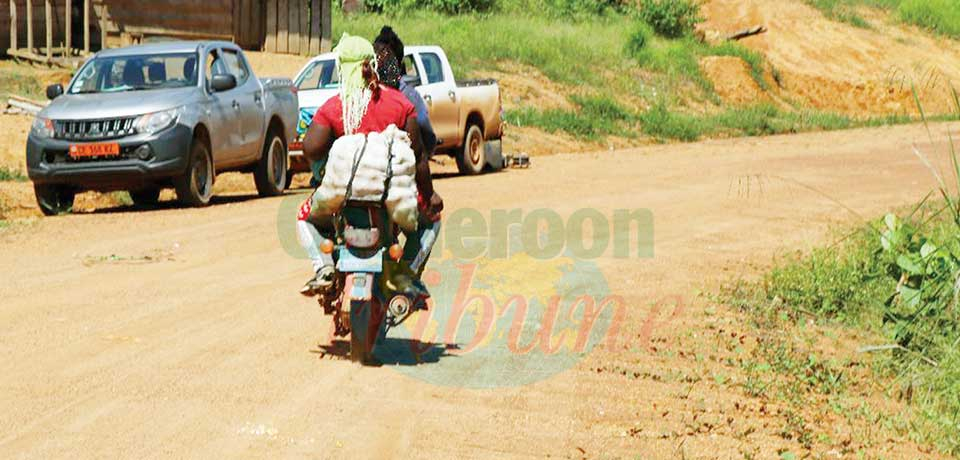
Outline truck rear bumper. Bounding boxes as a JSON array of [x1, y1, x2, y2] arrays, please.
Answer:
[[26, 125, 193, 191]]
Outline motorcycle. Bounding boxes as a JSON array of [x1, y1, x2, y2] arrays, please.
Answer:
[[315, 200, 416, 364]]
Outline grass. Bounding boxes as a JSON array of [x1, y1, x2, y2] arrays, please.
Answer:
[[0, 62, 48, 101], [0, 166, 27, 182], [720, 91, 960, 455], [898, 0, 960, 38], [337, 10, 773, 108], [805, 0, 960, 38], [505, 95, 636, 140], [334, 10, 637, 88], [727, 210, 960, 455]]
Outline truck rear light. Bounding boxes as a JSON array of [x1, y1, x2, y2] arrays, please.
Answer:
[[291, 85, 298, 95]]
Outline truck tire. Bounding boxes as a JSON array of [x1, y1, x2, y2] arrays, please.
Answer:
[[457, 124, 485, 175], [174, 138, 214, 207], [34, 184, 76, 216], [254, 132, 287, 197], [130, 188, 161, 207]]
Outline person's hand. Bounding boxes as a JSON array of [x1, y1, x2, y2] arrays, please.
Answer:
[[426, 192, 444, 221]]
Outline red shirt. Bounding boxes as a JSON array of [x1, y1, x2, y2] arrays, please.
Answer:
[[312, 86, 416, 137]]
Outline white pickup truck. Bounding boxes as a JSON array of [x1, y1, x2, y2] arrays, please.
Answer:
[[288, 46, 504, 176]]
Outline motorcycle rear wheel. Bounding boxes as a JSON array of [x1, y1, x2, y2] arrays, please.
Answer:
[[349, 299, 385, 365]]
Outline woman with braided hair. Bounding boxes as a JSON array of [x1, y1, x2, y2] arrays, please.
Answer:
[[296, 33, 443, 296]]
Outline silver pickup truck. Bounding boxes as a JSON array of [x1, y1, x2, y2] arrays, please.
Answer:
[[26, 41, 298, 215], [290, 45, 503, 176]]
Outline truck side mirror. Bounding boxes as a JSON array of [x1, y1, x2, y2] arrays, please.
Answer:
[[402, 75, 421, 88], [210, 74, 237, 92], [46, 84, 64, 100]]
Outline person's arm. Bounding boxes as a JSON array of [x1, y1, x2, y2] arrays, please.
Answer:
[[403, 85, 437, 156], [405, 116, 443, 219], [303, 123, 334, 163]]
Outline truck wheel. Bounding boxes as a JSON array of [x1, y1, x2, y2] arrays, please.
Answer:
[[174, 138, 214, 207], [254, 132, 287, 197], [130, 188, 161, 207], [34, 184, 76, 216], [457, 124, 485, 175]]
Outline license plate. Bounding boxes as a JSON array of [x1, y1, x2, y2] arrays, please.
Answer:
[[69, 143, 120, 158], [347, 274, 374, 301], [337, 248, 383, 273]]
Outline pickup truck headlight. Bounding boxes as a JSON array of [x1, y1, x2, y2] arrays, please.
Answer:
[[31, 117, 55, 139], [134, 107, 180, 135]]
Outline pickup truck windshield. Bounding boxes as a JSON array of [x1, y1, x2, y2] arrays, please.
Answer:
[[69, 53, 199, 94]]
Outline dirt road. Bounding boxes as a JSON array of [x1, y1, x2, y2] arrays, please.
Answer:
[[0, 122, 954, 459]]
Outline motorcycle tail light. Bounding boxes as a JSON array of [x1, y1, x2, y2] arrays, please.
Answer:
[[389, 244, 403, 261], [320, 239, 334, 254]]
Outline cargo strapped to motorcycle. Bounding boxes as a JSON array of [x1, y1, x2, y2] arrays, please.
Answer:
[[342, 135, 369, 205], [334, 133, 395, 245]]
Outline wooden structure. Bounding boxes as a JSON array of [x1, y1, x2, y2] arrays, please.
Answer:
[[6, 0, 94, 65], [262, 0, 331, 55], [2, 0, 331, 66]]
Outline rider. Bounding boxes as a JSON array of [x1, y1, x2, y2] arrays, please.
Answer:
[[297, 34, 443, 295], [374, 26, 441, 295]]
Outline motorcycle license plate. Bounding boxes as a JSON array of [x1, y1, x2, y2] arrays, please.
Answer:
[[337, 248, 383, 273], [347, 274, 373, 301]]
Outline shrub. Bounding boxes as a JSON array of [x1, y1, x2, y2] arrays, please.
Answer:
[[638, 0, 703, 38], [625, 23, 653, 57]]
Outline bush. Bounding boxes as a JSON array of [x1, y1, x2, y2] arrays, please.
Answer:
[[638, 0, 703, 38], [625, 23, 653, 57]]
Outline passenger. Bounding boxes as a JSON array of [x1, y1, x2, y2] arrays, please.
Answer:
[[374, 26, 441, 294], [297, 34, 443, 297]]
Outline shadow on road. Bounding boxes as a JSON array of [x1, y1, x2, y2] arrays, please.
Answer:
[[312, 338, 459, 366], [86, 193, 264, 214]]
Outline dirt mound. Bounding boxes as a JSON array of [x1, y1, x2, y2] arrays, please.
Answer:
[[700, 56, 769, 105], [701, 0, 960, 116]]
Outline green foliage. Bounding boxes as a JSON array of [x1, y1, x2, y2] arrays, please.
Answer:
[[505, 95, 635, 140], [762, 228, 889, 323], [637, 0, 703, 38], [637, 102, 701, 141], [0, 66, 46, 101], [364, 0, 495, 14], [805, 0, 960, 38], [625, 22, 653, 57], [0, 166, 27, 182], [334, 11, 636, 88], [804, 0, 872, 28], [707, 42, 769, 90], [542, 0, 626, 17], [639, 103, 854, 142], [898, 0, 960, 38]]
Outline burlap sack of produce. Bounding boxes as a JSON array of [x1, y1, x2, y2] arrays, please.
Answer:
[[310, 125, 420, 231]]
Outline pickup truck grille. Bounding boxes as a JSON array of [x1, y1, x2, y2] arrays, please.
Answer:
[[53, 117, 137, 141]]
